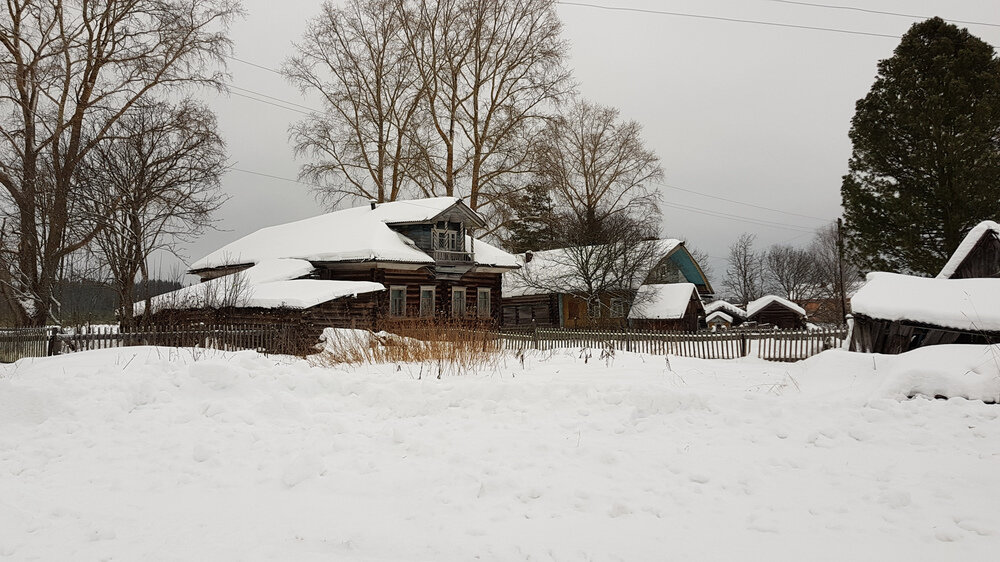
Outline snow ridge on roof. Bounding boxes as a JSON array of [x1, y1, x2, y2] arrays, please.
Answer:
[[704, 300, 746, 319], [137, 259, 384, 314], [628, 283, 699, 320], [190, 197, 514, 272], [851, 272, 1000, 332], [937, 220, 1000, 279], [747, 295, 806, 318], [706, 310, 733, 323]]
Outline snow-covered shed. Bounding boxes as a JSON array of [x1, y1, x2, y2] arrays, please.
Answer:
[[936, 220, 1000, 280], [627, 283, 704, 331], [150, 198, 519, 337], [705, 311, 735, 330], [501, 239, 713, 328], [850, 272, 1000, 354], [746, 295, 806, 329], [704, 300, 747, 327]]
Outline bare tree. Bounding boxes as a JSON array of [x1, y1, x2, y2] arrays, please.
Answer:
[[0, 0, 241, 326], [79, 99, 228, 327], [723, 233, 765, 305], [764, 244, 820, 301], [809, 223, 863, 324], [534, 98, 662, 245], [286, 0, 424, 207]]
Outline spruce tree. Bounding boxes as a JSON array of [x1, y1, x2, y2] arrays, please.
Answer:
[[841, 17, 1000, 275]]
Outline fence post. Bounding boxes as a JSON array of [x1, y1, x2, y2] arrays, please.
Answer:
[[739, 333, 748, 358], [46, 327, 60, 356]]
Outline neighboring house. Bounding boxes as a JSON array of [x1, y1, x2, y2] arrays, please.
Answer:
[[627, 283, 704, 331], [937, 220, 1000, 280], [746, 295, 806, 329], [850, 220, 1000, 354], [141, 197, 520, 341], [704, 300, 747, 327], [850, 273, 1000, 354], [705, 311, 734, 331], [501, 239, 713, 328]]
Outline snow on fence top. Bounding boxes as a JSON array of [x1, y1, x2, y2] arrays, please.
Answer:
[[704, 299, 746, 319], [627, 283, 698, 320], [190, 197, 518, 271], [136, 259, 385, 315], [503, 239, 683, 297], [851, 271, 1000, 332], [747, 295, 806, 318], [937, 220, 1000, 279]]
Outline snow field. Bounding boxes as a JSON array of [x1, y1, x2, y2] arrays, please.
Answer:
[[1, 346, 999, 560]]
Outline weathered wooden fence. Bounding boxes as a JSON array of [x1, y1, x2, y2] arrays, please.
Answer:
[[1, 324, 297, 363], [500, 327, 847, 362]]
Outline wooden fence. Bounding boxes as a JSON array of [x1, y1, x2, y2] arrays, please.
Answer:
[[1, 324, 297, 363], [500, 327, 848, 362]]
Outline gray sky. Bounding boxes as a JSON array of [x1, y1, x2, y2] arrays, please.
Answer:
[[165, 0, 1000, 287]]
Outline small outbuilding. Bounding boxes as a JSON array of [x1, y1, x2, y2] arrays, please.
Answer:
[[936, 220, 1000, 280], [746, 295, 806, 329], [849, 272, 1000, 354], [705, 310, 734, 331], [627, 283, 704, 332], [704, 300, 747, 327]]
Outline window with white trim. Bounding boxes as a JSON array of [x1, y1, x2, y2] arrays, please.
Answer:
[[477, 287, 491, 318], [610, 298, 625, 318], [587, 297, 601, 318], [451, 287, 467, 317], [389, 286, 406, 317]]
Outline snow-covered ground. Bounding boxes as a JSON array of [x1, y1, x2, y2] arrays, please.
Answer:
[[2, 345, 999, 560]]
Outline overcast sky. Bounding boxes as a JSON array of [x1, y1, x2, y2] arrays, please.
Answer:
[[164, 0, 1000, 287]]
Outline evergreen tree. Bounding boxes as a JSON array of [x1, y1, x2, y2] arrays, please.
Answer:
[[503, 184, 560, 253], [841, 17, 1000, 275]]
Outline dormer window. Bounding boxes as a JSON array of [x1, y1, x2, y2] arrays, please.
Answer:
[[432, 222, 461, 252]]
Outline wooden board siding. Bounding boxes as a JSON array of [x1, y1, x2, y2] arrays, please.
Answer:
[[850, 314, 999, 354], [629, 295, 703, 332], [949, 231, 1000, 279], [749, 301, 805, 329], [502, 294, 560, 327]]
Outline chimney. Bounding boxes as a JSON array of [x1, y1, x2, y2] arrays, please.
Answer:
[[524, 251, 533, 263], [369, 199, 377, 210]]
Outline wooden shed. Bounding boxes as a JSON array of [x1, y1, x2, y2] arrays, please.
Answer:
[[746, 295, 806, 329], [627, 283, 704, 332], [704, 300, 747, 327], [849, 272, 1000, 354], [936, 220, 1000, 280]]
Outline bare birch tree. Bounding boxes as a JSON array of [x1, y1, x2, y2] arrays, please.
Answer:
[[534, 98, 662, 245], [0, 0, 241, 325], [764, 244, 820, 301], [79, 99, 227, 327], [286, 0, 424, 206], [723, 233, 766, 305]]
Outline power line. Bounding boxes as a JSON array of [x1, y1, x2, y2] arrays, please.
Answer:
[[229, 91, 313, 115], [229, 84, 320, 113], [555, 1, 900, 39], [660, 182, 830, 222], [660, 200, 820, 233], [761, 0, 1000, 29], [226, 54, 284, 75]]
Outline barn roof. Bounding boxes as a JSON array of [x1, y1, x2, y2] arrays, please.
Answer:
[[704, 299, 746, 319], [706, 310, 734, 324], [137, 259, 385, 315], [851, 272, 1000, 332], [627, 283, 701, 320], [747, 295, 806, 318], [937, 220, 1000, 279], [189, 197, 517, 272]]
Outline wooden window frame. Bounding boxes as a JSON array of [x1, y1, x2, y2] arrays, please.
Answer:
[[610, 297, 625, 318], [419, 286, 435, 318], [389, 285, 407, 317], [477, 287, 491, 319], [587, 297, 601, 319], [451, 287, 467, 318]]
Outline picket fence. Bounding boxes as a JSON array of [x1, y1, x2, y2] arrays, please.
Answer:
[[500, 327, 848, 362], [0, 324, 295, 363]]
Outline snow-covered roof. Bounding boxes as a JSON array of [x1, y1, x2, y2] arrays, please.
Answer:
[[706, 311, 733, 324], [627, 283, 700, 320], [851, 272, 1000, 332], [467, 236, 520, 269], [937, 220, 1000, 279], [747, 295, 806, 318], [503, 239, 684, 297], [137, 259, 384, 314], [704, 299, 746, 319], [190, 197, 512, 271]]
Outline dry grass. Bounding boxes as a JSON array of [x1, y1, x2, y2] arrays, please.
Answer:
[[309, 321, 509, 376]]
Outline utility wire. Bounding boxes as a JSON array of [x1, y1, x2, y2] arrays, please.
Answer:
[[555, 1, 900, 39], [660, 182, 830, 222], [761, 0, 1000, 29], [229, 91, 313, 115], [226, 55, 284, 75], [660, 200, 819, 233], [229, 84, 320, 113]]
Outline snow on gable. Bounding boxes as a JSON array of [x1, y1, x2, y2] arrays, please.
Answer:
[[704, 300, 746, 319], [136, 259, 384, 315], [747, 295, 806, 318], [937, 220, 1000, 279], [706, 310, 733, 324], [628, 283, 698, 320], [851, 272, 1000, 332]]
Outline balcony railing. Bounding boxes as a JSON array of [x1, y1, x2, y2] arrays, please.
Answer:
[[433, 249, 473, 263]]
